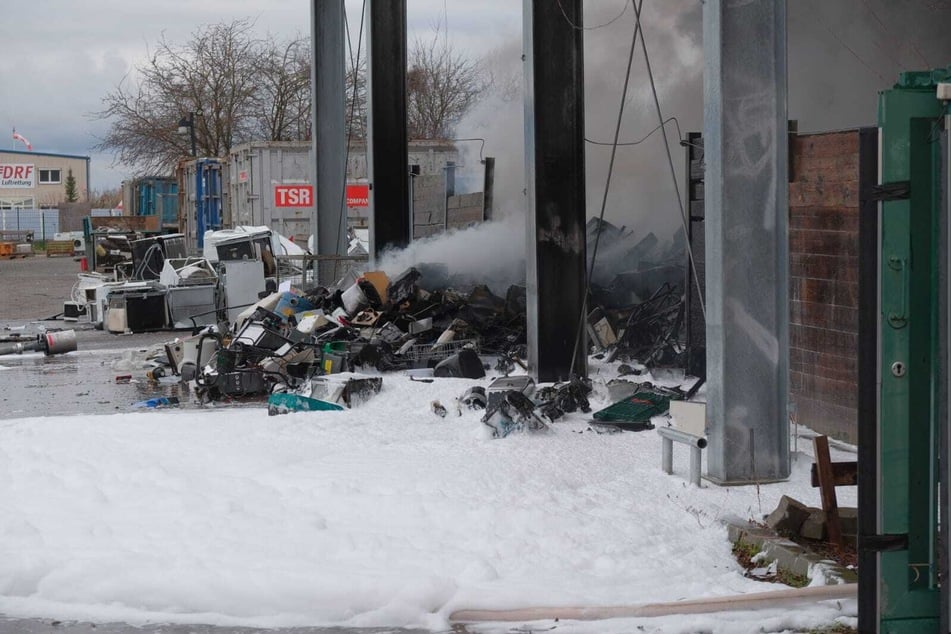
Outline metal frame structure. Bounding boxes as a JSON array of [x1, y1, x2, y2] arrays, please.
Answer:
[[522, 0, 587, 382], [859, 67, 950, 634]]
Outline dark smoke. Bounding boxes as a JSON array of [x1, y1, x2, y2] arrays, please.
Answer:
[[455, 0, 951, 278]]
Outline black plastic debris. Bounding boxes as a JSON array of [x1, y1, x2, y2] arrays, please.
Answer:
[[433, 348, 486, 379], [534, 375, 593, 422], [388, 267, 422, 306]]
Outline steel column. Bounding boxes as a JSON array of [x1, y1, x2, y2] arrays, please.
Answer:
[[702, 0, 789, 483], [522, 0, 587, 382], [940, 106, 950, 634], [311, 0, 349, 284], [366, 0, 410, 260]]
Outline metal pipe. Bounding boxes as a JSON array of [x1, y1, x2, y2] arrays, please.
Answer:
[[450, 583, 856, 623], [0, 330, 77, 357], [657, 426, 708, 449]]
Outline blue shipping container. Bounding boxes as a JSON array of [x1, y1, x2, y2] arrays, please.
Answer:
[[136, 177, 179, 228], [192, 159, 223, 248]]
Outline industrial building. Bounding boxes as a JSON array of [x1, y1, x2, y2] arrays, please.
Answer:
[[0, 149, 90, 209]]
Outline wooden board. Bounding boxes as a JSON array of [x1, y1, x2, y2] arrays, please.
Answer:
[[813, 435, 843, 547], [45, 241, 75, 257]]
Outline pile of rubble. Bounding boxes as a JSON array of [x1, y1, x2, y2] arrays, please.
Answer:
[[162, 266, 528, 405]]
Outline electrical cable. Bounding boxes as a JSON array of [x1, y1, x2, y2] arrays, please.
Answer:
[[568, 0, 645, 377], [585, 117, 679, 147], [809, 0, 887, 82], [450, 137, 486, 162], [632, 0, 706, 322], [859, 0, 931, 69], [556, 0, 630, 31]]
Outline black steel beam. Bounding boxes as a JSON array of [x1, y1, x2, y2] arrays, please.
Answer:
[[857, 126, 880, 633], [367, 0, 410, 257], [523, 0, 587, 382]]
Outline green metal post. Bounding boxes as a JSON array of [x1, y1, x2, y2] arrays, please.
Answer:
[[874, 66, 950, 634]]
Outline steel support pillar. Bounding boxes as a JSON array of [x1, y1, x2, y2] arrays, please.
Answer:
[[311, 0, 348, 284], [522, 0, 587, 382], [366, 0, 410, 260], [940, 103, 950, 634], [702, 0, 789, 483]]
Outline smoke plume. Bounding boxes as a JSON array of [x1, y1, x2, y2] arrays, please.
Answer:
[[377, 213, 527, 294]]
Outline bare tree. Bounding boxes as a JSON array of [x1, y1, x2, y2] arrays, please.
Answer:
[[96, 19, 486, 174], [96, 20, 266, 173], [252, 34, 312, 142], [407, 31, 486, 140]]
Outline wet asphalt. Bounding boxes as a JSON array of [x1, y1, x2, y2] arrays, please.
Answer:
[[0, 255, 458, 634]]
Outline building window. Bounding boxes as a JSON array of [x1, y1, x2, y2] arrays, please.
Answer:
[[39, 169, 61, 184], [0, 197, 35, 209]]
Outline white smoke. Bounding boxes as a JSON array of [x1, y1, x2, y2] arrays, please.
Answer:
[[377, 212, 527, 293]]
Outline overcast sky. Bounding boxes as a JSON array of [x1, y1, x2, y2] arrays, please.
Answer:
[[0, 1, 521, 192]]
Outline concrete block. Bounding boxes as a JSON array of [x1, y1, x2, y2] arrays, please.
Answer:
[[448, 206, 484, 226], [800, 509, 827, 541], [447, 196, 461, 209], [765, 495, 811, 535]]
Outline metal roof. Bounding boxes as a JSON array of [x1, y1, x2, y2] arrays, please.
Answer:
[[0, 149, 91, 161]]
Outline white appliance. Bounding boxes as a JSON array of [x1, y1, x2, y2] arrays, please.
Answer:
[[218, 260, 266, 328]]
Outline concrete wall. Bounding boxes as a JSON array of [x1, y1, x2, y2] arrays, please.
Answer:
[[788, 130, 860, 443], [412, 174, 484, 239]]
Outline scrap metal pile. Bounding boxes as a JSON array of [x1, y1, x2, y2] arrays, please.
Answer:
[[584, 218, 689, 371], [162, 266, 528, 405]]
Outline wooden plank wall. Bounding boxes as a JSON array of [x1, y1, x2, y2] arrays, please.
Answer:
[[788, 130, 860, 443]]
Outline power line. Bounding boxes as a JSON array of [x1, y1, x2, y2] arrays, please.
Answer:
[[585, 117, 680, 147], [556, 0, 630, 31], [632, 0, 705, 322], [810, 0, 887, 82], [860, 0, 931, 68]]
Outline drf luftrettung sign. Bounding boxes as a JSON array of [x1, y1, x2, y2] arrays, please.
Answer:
[[0, 164, 35, 188]]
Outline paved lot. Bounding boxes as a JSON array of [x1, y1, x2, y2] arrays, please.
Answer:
[[0, 251, 86, 321]]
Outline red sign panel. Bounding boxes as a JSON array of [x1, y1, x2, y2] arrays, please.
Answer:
[[274, 184, 313, 207], [346, 184, 370, 208]]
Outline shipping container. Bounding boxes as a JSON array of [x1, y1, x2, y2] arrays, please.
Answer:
[[228, 141, 313, 244], [178, 158, 228, 251], [227, 140, 459, 245], [122, 177, 179, 229]]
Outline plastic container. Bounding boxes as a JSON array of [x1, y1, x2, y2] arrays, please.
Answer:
[[275, 292, 315, 319]]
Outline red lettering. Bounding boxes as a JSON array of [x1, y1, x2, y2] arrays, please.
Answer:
[[14, 166, 24, 179], [274, 185, 313, 207]]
